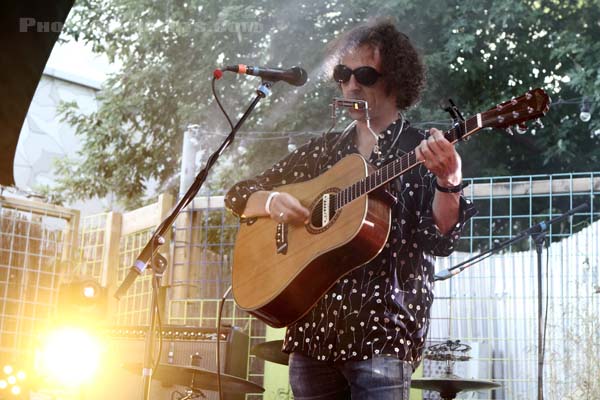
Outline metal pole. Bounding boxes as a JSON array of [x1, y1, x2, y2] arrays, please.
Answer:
[[179, 124, 200, 199]]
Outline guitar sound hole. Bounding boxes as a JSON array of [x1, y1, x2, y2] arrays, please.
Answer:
[[310, 194, 338, 229]]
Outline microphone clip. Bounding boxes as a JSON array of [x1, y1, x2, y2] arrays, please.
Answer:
[[443, 99, 466, 140]]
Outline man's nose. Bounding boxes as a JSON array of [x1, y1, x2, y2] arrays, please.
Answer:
[[343, 73, 361, 92]]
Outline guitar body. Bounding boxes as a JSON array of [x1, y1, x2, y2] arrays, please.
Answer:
[[232, 154, 392, 328]]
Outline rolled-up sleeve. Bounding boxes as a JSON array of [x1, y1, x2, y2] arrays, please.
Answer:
[[224, 179, 266, 218], [417, 195, 477, 257]]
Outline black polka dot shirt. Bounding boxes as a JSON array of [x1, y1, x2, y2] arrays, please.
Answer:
[[225, 118, 477, 368]]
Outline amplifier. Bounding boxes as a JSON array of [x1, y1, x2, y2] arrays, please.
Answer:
[[88, 325, 250, 400]]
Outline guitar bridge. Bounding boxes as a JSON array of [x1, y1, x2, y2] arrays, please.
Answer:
[[275, 222, 288, 255]]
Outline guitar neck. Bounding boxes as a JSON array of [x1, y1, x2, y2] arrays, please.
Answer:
[[336, 115, 482, 209]]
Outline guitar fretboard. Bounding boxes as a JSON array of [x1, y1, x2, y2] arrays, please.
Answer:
[[335, 116, 480, 209]]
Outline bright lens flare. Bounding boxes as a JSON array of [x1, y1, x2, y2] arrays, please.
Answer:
[[38, 327, 102, 386], [0, 380, 7, 389], [11, 385, 20, 395], [82, 286, 96, 298], [7, 376, 16, 385], [3, 365, 12, 375]]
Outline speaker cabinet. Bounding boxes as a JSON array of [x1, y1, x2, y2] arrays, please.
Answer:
[[86, 326, 250, 400]]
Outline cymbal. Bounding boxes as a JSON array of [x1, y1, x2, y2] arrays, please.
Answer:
[[123, 363, 264, 394], [411, 374, 501, 395], [250, 340, 289, 365], [424, 353, 471, 362]]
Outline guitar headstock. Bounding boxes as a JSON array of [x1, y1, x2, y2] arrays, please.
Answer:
[[481, 88, 551, 129]]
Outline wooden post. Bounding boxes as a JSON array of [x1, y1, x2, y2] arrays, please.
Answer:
[[66, 210, 80, 269], [157, 193, 174, 319], [157, 193, 174, 266], [102, 211, 122, 319]]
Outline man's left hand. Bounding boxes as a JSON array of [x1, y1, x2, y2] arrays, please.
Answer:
[[415, 128, 462, 187]]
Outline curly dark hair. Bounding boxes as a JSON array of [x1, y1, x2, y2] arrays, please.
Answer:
[[328, 18, 426, 110]]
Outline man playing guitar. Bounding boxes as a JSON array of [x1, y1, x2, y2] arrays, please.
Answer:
[[225, 18, 476, 400]]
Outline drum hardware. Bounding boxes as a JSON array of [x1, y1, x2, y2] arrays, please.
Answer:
[[123, 362, 264, 397], [413, 340, 501, 400], [411, 374, 501, 400]]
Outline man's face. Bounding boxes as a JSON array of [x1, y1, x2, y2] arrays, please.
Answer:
[[338, 45, 396, 121]]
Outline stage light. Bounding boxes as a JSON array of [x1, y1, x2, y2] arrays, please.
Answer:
[[3, 365, 12, 375], [82, 284, 96, 299], [37, 327, 102, 387], [77, 280, 102, 303], [7, 376, 16, 385], [0, 380, 7, 389], [11, 385, 20, 395], [16, 371, 25, 381], [58, 278, 107, 322], [580, 98, 591, 122]]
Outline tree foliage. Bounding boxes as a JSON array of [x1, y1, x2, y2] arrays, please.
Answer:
[[51, 0, 600, 208]]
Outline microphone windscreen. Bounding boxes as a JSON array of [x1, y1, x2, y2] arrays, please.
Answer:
[[290, 67, 308, 86]]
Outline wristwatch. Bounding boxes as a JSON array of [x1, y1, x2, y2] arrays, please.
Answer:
[[434, 179, 469, 193]]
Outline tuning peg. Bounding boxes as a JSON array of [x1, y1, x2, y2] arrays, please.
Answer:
[[516, 123, 528, 134], [535, 118, 544, 129], [505, 126, 514, 136]]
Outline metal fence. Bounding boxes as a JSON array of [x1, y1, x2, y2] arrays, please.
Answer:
[[425, 172, 599, 400], [164, 172, 599, 400], [0, 195, 79, 365], [1, 171, 597, 399]]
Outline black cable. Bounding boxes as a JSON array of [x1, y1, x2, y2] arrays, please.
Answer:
[[216, 286, 232, 400], [212, 77, 234, 131], [151, 273, 163, 378], [541, 241, 550, 391], [172, 77, 239, 215], [210, 74, 247, 400]]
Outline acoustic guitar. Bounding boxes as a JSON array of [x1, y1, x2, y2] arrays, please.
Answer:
[[232, 89, 551, 328]]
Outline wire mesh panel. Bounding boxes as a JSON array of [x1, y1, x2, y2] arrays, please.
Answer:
[[170, 197, 238, 300], [77, 213, 107, 282], [169, 198, 269, 399], [0, 196, 79, 364], [426, 172, 600, 400], [112, 194, 173, 326], [114, 228, 155, 325]]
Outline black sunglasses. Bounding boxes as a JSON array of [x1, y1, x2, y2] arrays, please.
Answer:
[[333, 64, 382, 86]]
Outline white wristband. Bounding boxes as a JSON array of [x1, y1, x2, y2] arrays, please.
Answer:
[[265, 191, 280, 215]]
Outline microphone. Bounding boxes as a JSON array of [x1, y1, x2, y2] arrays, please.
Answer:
[[216, 64, 308, 86]]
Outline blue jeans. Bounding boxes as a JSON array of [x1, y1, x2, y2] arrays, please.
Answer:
[[288, 352, 412, 400]]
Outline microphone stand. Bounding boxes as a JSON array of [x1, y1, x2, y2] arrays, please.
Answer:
[[434, 202, 588, 400], [113, 80, 274, 400]]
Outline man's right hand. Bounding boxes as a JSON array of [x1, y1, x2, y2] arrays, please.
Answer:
[[268, 192, 310, 225]]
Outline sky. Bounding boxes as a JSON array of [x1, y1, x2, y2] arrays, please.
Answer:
[[46, 38, 119, 85]]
